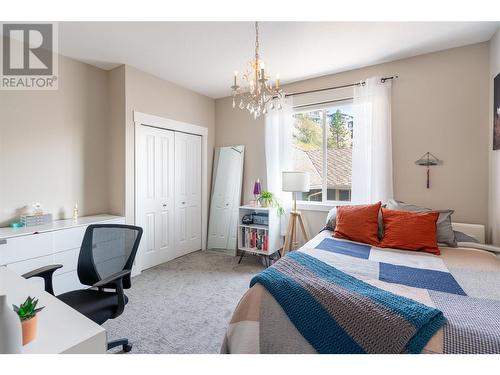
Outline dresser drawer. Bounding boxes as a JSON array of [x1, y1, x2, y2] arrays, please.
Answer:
[[0, 232, 53, 265], [53, 247, 80, 276], [5, 254, 55, 292], [53, 226, 86, 252], [53, 271, 86, 295], [6, 254, 55, 275]]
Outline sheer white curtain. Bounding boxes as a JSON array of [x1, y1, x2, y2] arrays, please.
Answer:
[[351, 76, 393, 204], [265, 99, 294, 235]]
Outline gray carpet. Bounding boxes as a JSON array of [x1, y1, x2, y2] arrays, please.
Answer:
[[103, 250, 263, 353]]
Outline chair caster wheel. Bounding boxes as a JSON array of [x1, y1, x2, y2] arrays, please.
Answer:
[[123, 343, 133, 352]]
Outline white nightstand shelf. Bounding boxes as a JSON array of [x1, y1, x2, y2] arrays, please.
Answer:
[[238, 205, 283, 265]]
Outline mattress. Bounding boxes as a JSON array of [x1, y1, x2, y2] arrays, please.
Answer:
[[221, 230, 500, 354]]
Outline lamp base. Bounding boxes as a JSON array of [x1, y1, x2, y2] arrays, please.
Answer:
[[281, 209, 309, 256]]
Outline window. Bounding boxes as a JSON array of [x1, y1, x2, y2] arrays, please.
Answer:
[[291, 101, 353, 204]]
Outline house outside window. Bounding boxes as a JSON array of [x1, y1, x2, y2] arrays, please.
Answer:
[[291, 101, 353, 204]]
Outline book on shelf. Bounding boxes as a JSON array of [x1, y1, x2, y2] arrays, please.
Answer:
[[240, 226, 268, 253]]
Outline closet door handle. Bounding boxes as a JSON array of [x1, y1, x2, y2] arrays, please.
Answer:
[[181, 201, 186, 205], [162, 204, 167, 207]]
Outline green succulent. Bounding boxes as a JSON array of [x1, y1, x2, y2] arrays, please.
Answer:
[[257, 191, 285, 216], [13, 296, 45, 321]]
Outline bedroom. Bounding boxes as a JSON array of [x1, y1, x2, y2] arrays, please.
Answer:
[[1, 0, 499, 372]]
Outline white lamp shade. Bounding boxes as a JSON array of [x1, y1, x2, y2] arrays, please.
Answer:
[[282, 171, 310, 192]]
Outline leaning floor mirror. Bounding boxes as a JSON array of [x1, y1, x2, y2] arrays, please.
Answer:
[[207, 145, 245, 255]]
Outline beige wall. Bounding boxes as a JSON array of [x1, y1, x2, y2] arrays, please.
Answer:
[[0, 55, 110, 226], [489, 28, 500, 245], [215, 98, 267, 202], [215, 43, 491, 238], [123, 66, 215, 223], [108, 65, 126, 216], [0, 56, 215, 228]]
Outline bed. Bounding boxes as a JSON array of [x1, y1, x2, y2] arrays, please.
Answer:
[[221, 228, 500, 354]]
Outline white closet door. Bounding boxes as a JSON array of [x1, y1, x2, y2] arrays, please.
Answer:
[[137, 126, 175, 270], [174, 132, 202, 257]]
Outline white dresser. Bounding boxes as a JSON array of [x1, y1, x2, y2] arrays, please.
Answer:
[[0, 214, 125, 295]]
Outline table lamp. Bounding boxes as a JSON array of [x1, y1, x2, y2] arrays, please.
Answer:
[[282, 171, 310, 255]]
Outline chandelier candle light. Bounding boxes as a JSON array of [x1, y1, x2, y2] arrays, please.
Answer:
[[231, 22, 285, 119]]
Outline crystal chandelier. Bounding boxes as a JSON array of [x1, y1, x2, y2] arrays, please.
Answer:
[[231, 22, 285, 119]]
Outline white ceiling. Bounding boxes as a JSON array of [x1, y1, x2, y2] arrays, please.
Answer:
[[57, 22, 499, 98]]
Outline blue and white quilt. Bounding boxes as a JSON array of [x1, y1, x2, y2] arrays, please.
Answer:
[[313, 236, 466, 295], [222, 230, 500, 354]]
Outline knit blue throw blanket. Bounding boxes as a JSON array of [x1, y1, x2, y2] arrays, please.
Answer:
[[250, 252, 446, 354]]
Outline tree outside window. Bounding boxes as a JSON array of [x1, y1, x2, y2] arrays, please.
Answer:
[[327, 109, 351, 149], [292, 102, 353, 203]]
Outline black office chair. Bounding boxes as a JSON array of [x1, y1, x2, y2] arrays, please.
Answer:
[[23, 224, 143, 353]]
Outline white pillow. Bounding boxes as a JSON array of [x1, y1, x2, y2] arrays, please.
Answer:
[[324, 207, 337, 231]]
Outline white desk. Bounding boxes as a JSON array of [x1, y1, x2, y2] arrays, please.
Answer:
[[0, 267, 107, 353]]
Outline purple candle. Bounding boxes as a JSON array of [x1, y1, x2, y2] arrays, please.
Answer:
[[253, 179, 262, 197]]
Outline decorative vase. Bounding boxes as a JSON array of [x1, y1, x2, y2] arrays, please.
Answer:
[[21, 315, 38, 345], [0, 295, 22, 353]]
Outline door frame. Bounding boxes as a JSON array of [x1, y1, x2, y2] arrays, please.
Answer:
[[133, 111, 209, 274]]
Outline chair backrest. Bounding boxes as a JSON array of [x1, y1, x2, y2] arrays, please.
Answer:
[[77, 224, 143, 289]]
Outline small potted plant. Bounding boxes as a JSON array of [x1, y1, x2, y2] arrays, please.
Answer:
[[13, 296, 44, 345], [257, 191, 285, 216]]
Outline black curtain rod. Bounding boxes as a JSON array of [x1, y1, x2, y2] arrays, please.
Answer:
[[284, 75, 398, 98]]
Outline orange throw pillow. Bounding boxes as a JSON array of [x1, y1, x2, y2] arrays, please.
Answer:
[[380, 208, 440, 255], [334, 202, 381, 246]]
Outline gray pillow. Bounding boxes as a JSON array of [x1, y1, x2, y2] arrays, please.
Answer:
[[453, 230, 479, 244], [384, 199, 457, 247]]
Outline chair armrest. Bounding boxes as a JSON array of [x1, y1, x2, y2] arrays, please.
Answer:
[[93, 269, 131, 319], [22, 264, 63, 279], [92, 269, 131, 288], [22, 264, 63, 296]]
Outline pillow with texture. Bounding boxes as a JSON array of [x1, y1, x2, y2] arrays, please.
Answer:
[[334, 202, 381, 246], [384, 199, 456, 247], [381, 208, 440, 255], [326, 205, 384, 239]]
